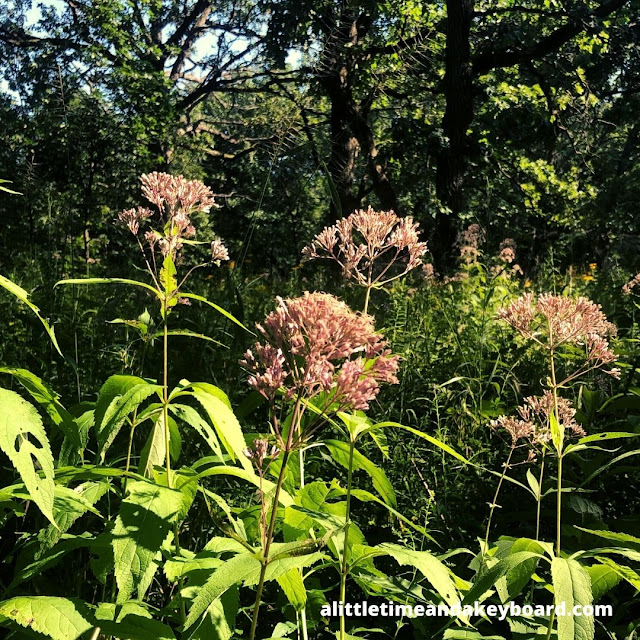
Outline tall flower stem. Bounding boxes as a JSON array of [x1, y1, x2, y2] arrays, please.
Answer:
[[163, 300, 171, 487], [249, 400, 300, 640], [249, 449, 290, 640], [124, 410, 138, 494], [298, 448, 310, 640], [484, 447, 514, 555], [548, 345, 563, 556], [363, 285, 371, 315], [535, 450, 546, 541], [339, 437, 356, 640], [555, 453, 563, 556], [162, 298, 186, 623], [547, 345, 563, 640]]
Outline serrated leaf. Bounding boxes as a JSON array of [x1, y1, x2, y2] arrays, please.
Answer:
[[112, 479, 194, 602], [325, 440, 396, 507], [98, 383, 161, 460], [184, 553, 260, 629], [138, 413, 180, 478], [276, 568, 307, 610], [0, 274, 62, 355], [372, 543, 459, 607], [0, 368, 80, 450], [585, 563, 621, 600], [169, 403, 223, 459], [0, 388, 56, 525], [192, 387, 252, 472], [0, 596, 93, 640], [95, 601, 176, 640], [462, 552, 544, 605], [551, 557, 594, 640], [38, 481, 109, 551]]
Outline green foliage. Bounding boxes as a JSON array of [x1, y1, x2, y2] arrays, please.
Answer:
[[0, 388, 56, 524]]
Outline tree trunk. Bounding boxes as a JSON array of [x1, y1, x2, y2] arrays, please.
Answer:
[[434, 0, 475, 266]]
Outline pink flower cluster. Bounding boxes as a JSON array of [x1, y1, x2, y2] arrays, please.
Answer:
[[140, 171, 216, 216], [241, 292, 399, 411], [497, 293, 619, 379], [623, 273, 640, 296], [117, 172, 228, 265], [456, 223, 485, 264], [302, 207, 427, 288], [492, 391, 584, 447]]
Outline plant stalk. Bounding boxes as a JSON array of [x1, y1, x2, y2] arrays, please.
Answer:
[[339, 437, 356, 640], [484, 446, 514, 555], [249, 448, 291, 640]]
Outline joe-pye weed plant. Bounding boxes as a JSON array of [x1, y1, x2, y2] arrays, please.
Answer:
[[2, 192, 640, 640]]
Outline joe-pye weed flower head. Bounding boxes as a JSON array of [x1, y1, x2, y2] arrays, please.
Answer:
[[302, 207, 427, 312], [241, 292, 400, 447], [117, 172, 229, 286], [497, 292, 619, 383]]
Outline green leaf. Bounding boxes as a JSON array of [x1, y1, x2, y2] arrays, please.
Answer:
[[374, 543, 459, 607], [526, 469, 540, 499], [0, 274, 62, 356], [184, 552, 260, 630], [138, 413, 181, 478], [95, 602, 176, 640], [359, 422, 470, 465], [551, 557, 594, 640], [504, 538, 545, 600], [0, 388, 56, 525], [0, 179, 22, 194], [462, 552, 544, 605], [192, 387, 252, 472], [565, 431, 639, 455], [150, 328, 225, 347], [169, 403, 223, 459], [179, 292, 250, 332], [55, 276, 159, 296], [595, 556, 640, 590], [276, 568, 307, 610], [325, 440, 396, 507], [0, 596, 93, 640], [550, 408, 564, 453], [585, 563, 621, 601], [94, 375, 149, 435], [112, 479, 194, 602], [160, 255, 178, 316], [191, 464, 293, 506], [98, 382, 162, 460], [576, 526, 640, 550], [0, 368, 80, 450], [38, 481, 109, 550]]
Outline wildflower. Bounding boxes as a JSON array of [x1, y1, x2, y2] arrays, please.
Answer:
[[140, 171, 215, 217], [302, 207, 427, 289], [456, 223, 485, 264], [211, 239, 230, 263], [243, 438, 280, 470], [518, 391, 585, 444], [117, 206, 153, 235], [498, 239, 517, 264], [240, 292, 399, 414], [498, 293, 619, 382], [491, 391, 585, 448], [623, 273, 640, 296], [490, 415, 533, 446]]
